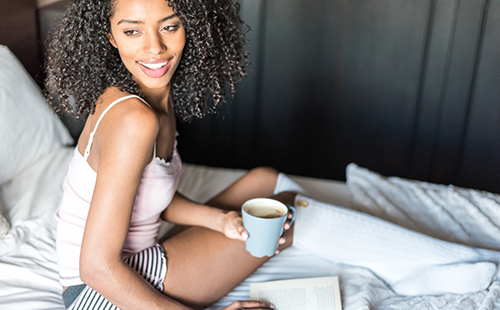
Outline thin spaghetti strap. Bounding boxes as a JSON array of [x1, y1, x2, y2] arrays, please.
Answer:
[[83, 95, 148, 160]]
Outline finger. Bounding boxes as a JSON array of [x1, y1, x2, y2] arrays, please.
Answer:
[[283, 217, 293, 230], [240, 230, 248, 241], [279, 237, 286, 244], [227, 300, 275, 309], [234, 217, 248, 240], [284, 211, 294, 230]]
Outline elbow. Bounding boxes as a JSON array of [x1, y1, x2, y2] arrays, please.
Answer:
[[79, 251, 116, 289], [79, 255, 100, 287]]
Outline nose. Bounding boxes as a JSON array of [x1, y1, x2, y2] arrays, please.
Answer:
[[145, 32, 166, 55]]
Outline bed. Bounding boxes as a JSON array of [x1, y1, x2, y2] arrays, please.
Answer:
[[1, 44, 500, 309]]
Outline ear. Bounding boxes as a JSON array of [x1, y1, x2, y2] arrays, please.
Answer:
[[107, 33, 118, 48]]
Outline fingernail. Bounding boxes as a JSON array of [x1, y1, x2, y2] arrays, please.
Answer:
[[270, 305, 275, 309], [241, 232, 248, 240]]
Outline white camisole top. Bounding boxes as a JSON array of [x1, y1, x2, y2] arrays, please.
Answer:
[[55, 95, 182, 286]]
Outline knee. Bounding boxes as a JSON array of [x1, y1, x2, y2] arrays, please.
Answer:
[[243, 167, 279, 196], [247, 167, 279, 183]]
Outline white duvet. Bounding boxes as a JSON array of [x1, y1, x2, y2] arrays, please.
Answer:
[[1, 148, 500, 310]]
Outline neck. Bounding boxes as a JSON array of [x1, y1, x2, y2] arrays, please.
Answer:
[[140, 84, 172, 113]]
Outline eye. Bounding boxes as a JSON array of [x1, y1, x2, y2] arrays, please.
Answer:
[[124, 29, 140, 36], [162, 24, 179, 32]]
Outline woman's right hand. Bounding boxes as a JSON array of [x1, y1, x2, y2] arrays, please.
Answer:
[[217, 210, 249, 241], [221, 300, 275, 309]]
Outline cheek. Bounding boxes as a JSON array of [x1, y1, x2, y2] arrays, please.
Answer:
[[176, 42, 185, 56], [116, 43, 139, 67], [175, 30, 186, 53], [117, 44, 136, 59]]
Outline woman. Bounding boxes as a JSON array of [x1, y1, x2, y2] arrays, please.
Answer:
[[47, 0, 293, 309], [47, 0, 499, 309]]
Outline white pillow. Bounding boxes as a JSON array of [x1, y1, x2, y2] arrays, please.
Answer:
[[0, 45, 73, 186], [346, 163, 500, 250]]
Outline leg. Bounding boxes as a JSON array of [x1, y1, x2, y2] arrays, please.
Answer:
[[161, 225, 293, 309], [206, 167, 279, 210], [292, 195, 499, 295]]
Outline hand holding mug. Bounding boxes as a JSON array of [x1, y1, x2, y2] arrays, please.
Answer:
[[241, 198, 296, 257]]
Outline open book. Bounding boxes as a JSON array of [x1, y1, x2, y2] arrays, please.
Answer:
[[250, 276, 342, 310]]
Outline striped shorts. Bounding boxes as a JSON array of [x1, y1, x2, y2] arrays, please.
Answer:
[[62, 244, 167, 310]]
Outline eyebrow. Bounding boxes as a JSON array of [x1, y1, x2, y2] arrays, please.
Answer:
[[117, 14, 177, 25]]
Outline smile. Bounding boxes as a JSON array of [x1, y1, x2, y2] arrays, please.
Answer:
[[137, 59, 171, 78], [138, 61, 168, 70]]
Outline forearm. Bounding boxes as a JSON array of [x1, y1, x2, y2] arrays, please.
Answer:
[[162, 192, 226, 232], [82, 259, 191, 310], [163, 191, 297, 228]]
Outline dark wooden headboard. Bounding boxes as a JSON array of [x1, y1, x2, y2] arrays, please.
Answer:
[[0, 0, 43, 86], [6, 0, 500, 193]]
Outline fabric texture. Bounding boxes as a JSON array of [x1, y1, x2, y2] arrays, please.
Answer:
[[273, 172, 307, 195], [55, 95, 182, 286], [0, 45, 73, 186], [346, 163, 500, 250], [0, 213, 10, 236], [292, 194, 499, 296], [62, 285, 86, 309]]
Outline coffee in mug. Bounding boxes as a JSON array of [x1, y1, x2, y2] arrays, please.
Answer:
[[243, 204, 286, 219], [241, 198, 296, 257]]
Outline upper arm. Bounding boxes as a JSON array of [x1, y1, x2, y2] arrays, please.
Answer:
[[80, 100, 159, 277]]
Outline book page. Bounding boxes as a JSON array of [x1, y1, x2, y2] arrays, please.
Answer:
[[250, 276, 342, 310]]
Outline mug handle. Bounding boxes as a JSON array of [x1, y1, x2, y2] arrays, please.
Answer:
[[285, 205, 296, 228]]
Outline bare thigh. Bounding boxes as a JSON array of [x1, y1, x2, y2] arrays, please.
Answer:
[[161, 225, 293, 310]]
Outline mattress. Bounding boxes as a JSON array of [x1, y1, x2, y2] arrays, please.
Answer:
[[1, 147, 499, 309]]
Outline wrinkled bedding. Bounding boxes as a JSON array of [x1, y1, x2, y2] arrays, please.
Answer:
[[1, 148, 500, 309]]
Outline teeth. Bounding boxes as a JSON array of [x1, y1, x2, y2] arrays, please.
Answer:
[[139, 61, 168, 70]]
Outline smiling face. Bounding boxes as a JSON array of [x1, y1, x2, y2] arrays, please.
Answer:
[[108, 0, 185, 93]]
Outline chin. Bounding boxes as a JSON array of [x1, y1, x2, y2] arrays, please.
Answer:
[[135, 76, 172, 92]]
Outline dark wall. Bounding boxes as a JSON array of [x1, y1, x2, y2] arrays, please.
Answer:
[[177, 0, 500, 193]]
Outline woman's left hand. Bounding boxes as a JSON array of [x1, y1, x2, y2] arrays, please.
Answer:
[[218, 211, 249, 241], [221, 300, 275, 309]]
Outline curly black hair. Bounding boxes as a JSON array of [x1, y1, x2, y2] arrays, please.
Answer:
[[45, 0, 248, 122]]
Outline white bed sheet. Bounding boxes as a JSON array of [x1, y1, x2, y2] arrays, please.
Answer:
[[1, 147, 500, 310]]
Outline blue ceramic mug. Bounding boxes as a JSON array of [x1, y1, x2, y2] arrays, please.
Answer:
[[241, 198, 296, 257]]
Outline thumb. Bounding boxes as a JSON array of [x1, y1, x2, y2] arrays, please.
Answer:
[[235, 217, 248, 240]]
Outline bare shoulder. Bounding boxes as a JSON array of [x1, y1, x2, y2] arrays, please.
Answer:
[[93, 91, 160, 167], [101, 96, 159, 137]]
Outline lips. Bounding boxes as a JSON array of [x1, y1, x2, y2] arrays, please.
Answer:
[[137, 59, 171, 78]]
